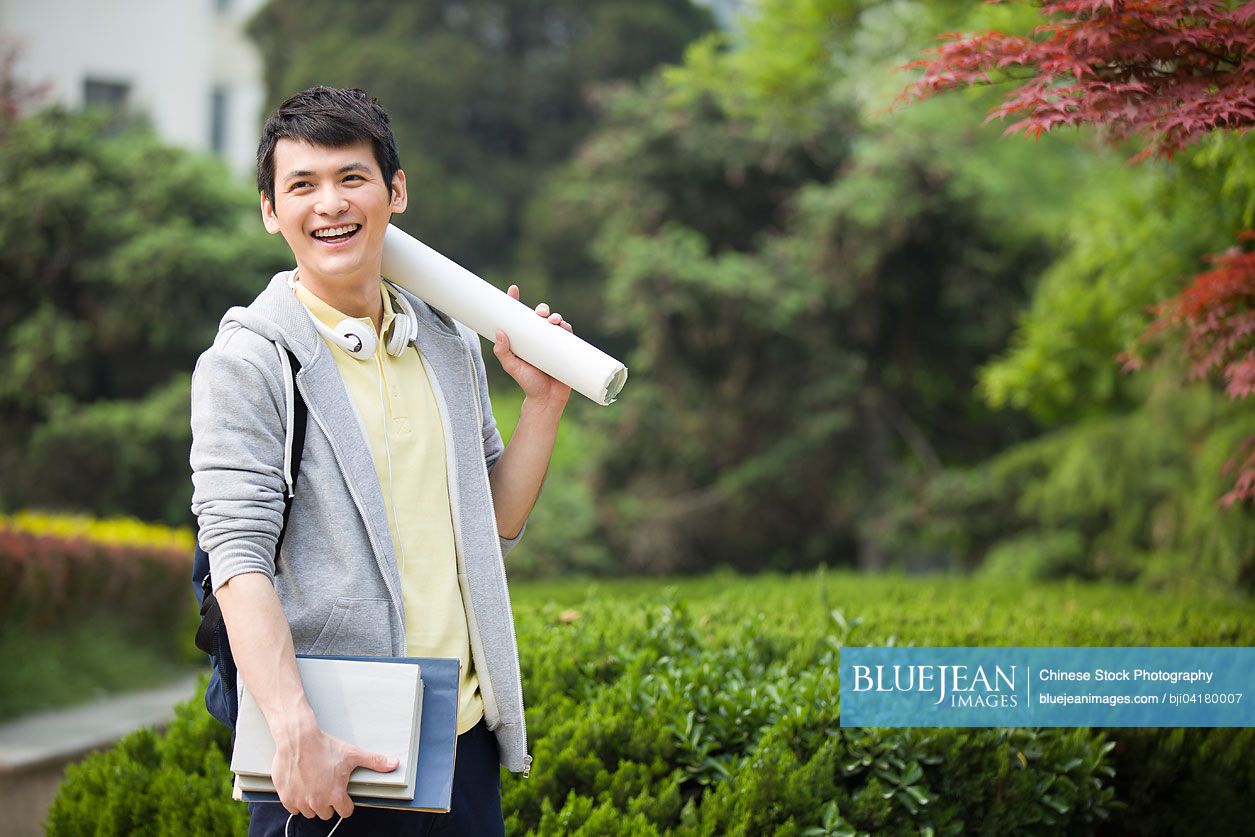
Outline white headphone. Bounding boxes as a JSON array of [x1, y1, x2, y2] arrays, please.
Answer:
[[291, 271, 419, 359]]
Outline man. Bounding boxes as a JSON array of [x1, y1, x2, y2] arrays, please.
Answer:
[[190, 86, 569, 836]]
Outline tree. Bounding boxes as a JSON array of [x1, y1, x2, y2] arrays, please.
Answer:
[[0, 108, 290, 522], [905, 0, 1255, 503], [247, 0, 714, 276], [971, 145, 1248, 423], [905, 0, 1255, 158], [536, 61, 1049, 573]]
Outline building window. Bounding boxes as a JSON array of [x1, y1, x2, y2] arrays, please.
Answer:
[[83, 78, 129, 110], [210, 85, 229, 155]]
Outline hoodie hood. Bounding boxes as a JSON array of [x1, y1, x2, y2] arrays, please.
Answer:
[[218, 271, 325, 370]]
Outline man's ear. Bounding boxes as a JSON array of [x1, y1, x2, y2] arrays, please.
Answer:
[[389, 170, 408, 214], [260, 192, 281, 235]]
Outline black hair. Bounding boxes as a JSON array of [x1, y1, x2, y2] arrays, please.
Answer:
[[256, 86, 401, 205]]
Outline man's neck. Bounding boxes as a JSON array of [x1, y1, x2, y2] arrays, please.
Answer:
[[295, 267, 385, 333]]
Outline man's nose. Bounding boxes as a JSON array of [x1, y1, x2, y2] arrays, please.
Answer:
[[314, 184, 349, 216]]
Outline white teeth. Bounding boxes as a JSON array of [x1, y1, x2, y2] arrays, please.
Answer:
[[313, 224, 360, 238]]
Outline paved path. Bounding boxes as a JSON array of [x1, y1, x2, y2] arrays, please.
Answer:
[[0, 676, 199, 835]]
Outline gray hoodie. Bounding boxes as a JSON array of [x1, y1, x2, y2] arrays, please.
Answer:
[[190, 271, 530, 774]]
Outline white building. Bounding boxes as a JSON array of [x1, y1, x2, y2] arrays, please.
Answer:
[[0, 0, 267, 179]]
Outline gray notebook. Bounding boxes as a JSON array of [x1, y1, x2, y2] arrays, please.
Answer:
[[231, 657, 423, 800]]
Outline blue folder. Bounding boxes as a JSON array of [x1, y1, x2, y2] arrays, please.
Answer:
[[240, 655, 459, 813]]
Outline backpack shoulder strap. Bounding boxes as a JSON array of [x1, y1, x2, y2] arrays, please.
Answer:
[[273, 348, 307, 568]]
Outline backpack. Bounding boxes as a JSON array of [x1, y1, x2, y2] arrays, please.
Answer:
[[191, 347, 307, 728]]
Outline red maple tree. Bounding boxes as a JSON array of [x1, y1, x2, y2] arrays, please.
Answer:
[[905, 0, 1255, 157], [904, 0, 1255, 503], [1149, 236, 1255, 506]]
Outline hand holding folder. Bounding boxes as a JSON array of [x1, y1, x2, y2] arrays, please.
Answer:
[[231, 656, 461, 813]]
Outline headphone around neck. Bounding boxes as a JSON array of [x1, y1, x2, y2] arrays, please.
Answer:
[[291, 270, 419, 360]]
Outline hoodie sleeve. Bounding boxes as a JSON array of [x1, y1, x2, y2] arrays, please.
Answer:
[[190, 336, 288, 590], [464, 327, 527, 557]]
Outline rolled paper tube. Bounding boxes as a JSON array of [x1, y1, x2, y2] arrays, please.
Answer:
[[381, 224, 628, 406]]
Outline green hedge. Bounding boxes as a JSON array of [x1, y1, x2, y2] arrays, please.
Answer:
[[0, 519, 198, 719], [47, 572, 1253, 835], [0, 525, 188, 632], [47, 689, 245, 835]]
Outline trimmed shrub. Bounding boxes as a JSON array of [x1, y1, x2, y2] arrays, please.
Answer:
[[1105, 727, 1255, 837], [0, 512, 197, 718], [44, 683, 245, 836], [0, 519, 188, 634], [46, 572, 1254, 835]]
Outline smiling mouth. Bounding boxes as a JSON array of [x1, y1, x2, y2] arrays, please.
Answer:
[[311, 224, 361, 244]]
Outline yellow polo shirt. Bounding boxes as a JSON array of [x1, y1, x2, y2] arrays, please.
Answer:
[[295, 280, 484, 734]]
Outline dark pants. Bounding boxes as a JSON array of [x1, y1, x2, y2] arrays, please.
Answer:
[[248, 718, 505, 837]]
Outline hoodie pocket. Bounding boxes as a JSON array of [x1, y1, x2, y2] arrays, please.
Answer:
[[307, 597, 391, 655]]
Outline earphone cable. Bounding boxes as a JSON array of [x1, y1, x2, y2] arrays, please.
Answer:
[[376, 352, 408, 582]]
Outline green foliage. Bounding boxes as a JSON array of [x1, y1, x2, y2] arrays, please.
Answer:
[[247, 0, 714, 276], [663, 0, 864, 139], [0, 107, 290, 523], [1192, 131, 1255, 228], [977, 150, 1252, 423], [492, 388, 612, 579], [49, 573, 1253, 835], [885, 5, 1255, 426], [44, 681, 245, 836], [665, 0, 1010, 130], [520, 0, 1181, 577], [516, 0, 1255, 582], [28, 375, 195, 523], [531, 56, 1049, 572], [507, 573, 1250, 835], [0, 619, 193, 722], [876, 379, 1255, 592], [979, 529, 1087, 583], [520, 72, 856, 352], [1108, 727, 1255, 837]]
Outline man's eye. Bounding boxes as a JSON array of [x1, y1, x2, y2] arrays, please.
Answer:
[[343, 174, 364, 183], [289, 181, 312, 191]]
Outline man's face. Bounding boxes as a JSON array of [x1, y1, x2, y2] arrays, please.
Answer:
[[261, 138, 406, 288]]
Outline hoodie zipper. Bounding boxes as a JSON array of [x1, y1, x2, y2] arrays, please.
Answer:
[[419, 346, 531, 776], [463, 348, 532, 779]]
